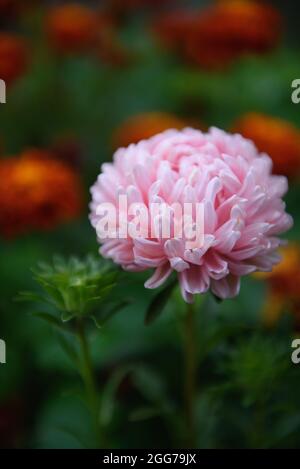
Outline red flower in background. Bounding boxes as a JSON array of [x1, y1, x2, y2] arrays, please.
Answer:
[[0, 33, 28, 85], [255, 244, 300, 332], [0, 150, 83, 238], [187, 0, 282, 70], [154, 0, 282, 70], [45, 3, 128, 65], [154, 10, 195, 50], [113, 112, 188, 148], [46, 3, 99, 54], [233, 113, 300, 178]]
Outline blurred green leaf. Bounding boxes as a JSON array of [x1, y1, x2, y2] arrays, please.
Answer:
[[99, 366, 133, 427], [145, 280, 176, 325], [91, 299, 131, 329], [31, 312, 65, 329], [56, 332, 79, 366], [129, 407, 161, 422]]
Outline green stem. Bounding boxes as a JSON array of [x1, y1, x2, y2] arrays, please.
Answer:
[[77, 318, 101, 447], [183, 302, 197, 448]]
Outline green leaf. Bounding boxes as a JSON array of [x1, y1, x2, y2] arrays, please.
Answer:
[[91, 299, 130, 329], [132, 366, 166, 404], [31, 312, 65, 329], [145, 280, 176, 325], [99, 366, 133, 427], [129, 407, 160, 422], [15, 291, 46, 303], [211, 292, 223, 304], [16, 290, 59, 309], [56, 332, 79, 366], [61, 310, 77, 323]]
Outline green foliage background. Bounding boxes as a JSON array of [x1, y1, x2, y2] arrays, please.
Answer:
[[1, 0, 300, 449]]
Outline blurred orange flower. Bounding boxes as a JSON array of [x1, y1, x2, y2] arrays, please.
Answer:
[[0, 33, 28, 85], [113, 112, 187, 148], [0, 150, 83, 238], [154, 0, 282, 70], [255, 244, 300, 331], [233, 113, 300, 177], [46, 4, 99, 54], [46, 3, 126, 64], [154, 10, 196, 51]]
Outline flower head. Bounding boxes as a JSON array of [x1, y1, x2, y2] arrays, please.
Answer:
[[46, 3, 123, 64], [154, 0, 282, 70], [90, 127, 292, 302], [0, 33, 28, 85], [0, 150, 83, 237], [46, 4, 99, 54], [233, 113, 300, 178]]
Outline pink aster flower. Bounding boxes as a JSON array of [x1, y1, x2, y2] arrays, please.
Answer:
[[90, 128, 293, 302]]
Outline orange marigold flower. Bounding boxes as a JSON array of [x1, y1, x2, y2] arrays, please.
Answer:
[[113, 112, 187, 148], [153, 10, 196, 51], [233, 113, 300, 177], [188, 0, 282, 69], [46, 4, 99, 54], [0, 150, 83, 238], [46, 3, 128, 64], [0, 33, 28, 85], [154, 0, 282, 70], [256, 244, 300, 330]]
